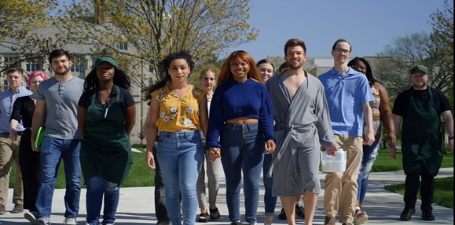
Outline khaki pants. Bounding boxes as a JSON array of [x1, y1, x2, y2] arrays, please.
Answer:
[[0, 134, 23, 206], [324, 135, 362, 223]]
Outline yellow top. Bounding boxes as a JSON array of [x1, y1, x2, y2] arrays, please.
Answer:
[[151, 85, 205, 132]]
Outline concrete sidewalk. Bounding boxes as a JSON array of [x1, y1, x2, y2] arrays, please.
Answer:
[[0, 168, 453, 225]]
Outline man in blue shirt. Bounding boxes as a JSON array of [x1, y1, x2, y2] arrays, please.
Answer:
[[318, 39, 374, 225], [0, 67, 32, 215]]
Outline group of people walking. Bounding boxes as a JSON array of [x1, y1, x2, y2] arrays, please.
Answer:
[[0, 50, 136, 225], [0, 37, 452, 225]]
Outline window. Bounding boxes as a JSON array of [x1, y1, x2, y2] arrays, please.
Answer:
[[91, 58, 97, 70], [119, 42, 128, 50], [3, 80, 8, 92], [4, 57, 20, 67], [71, 57, 86, 73], [149, 65, 154, 73], [26, 61, 41, 72], [149, 80, 154, 85]]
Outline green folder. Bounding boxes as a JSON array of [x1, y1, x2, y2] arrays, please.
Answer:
[[35, 127, 44, 149]]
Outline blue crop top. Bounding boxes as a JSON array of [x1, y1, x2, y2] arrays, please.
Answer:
[[206, 78, 276, 148]]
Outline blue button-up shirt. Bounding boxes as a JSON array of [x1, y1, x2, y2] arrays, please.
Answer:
[[318, 67, 373, 137], [0, 86, 33, 133]]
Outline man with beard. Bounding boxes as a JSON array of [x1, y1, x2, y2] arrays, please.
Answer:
[[0, 68, 32, 214], [24, 49, 85, 225], [265, 38, 338, 225], [390, 65, 453, 221], [318, 39, 374, 225]]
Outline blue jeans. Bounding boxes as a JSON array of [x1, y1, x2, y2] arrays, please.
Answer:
[[36, 137, 81, 219], [85, 176, 120, 225], [221, 123, 264, 224], [157, 131, 203, 225], [357, 141, 380, 203], [263, 153, 277, 216]]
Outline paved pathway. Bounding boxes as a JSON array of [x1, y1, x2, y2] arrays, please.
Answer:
[[0, 167, 453, 225]]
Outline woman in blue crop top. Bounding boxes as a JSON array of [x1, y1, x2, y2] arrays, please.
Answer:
[[206, 50, 276, 225]]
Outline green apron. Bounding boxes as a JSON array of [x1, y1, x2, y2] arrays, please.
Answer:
[[80, 85, 133, 184], [401, 87, 443, 176]]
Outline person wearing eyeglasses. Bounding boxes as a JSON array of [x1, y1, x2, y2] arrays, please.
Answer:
[[346, 57, 396, 224], [206, 50, 276, 225], [318, 39, 374, 225], [390, 66, 453, 221]]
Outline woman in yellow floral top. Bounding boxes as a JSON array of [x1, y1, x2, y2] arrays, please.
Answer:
[[144, 51, 209, 225]]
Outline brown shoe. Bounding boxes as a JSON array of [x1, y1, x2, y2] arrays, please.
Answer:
[[12, 203, 24, 213], [0, 204, 5, 215], [324, 216, 336, 225]]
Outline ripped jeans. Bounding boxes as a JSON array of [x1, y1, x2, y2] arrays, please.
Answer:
[[85, 175, 120, 225]]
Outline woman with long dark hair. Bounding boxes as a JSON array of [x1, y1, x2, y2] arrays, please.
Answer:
[[77, 57, 136, 225], [206, 51, 276, 225], [144, 51, 208, 225], [347, 57, 396, 225]]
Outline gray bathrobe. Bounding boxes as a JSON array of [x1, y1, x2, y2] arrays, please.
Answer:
[[265, 72, 336, 196]]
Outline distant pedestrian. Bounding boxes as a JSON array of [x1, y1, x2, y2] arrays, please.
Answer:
[[196, 69, 221, 222], [78, 57, 136, 225], [206, 50, 276, 225], [25, 49, 85, 225], [145, 51, 208, 225], [0, 67, 32, 215], [390, 65, 453, 221], [347, 57, 396, 224], [9, 70, 47, 216], [319, 39, 374, 225]]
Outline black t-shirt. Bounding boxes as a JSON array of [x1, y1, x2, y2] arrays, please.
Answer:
[[392, 87, 451, 119], [78, 86, 135, 116], [11, 96, 35, 128]]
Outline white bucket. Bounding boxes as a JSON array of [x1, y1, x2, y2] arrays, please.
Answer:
[[321, 149, 347, 173]]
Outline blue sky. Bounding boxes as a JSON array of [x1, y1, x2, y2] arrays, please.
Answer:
[[57, 0, 451, 59], [224, 0, 452, 59]]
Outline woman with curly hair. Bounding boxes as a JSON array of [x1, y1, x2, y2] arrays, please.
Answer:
[[144, 51, 208, 225], [206, 50, 276, 225], [77, 57, 136, 225]]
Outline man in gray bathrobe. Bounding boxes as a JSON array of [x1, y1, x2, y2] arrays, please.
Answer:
[[265, 38, 338, 225]]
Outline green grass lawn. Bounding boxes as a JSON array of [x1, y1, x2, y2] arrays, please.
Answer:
[[384, 176, 454, 209], [9, 144, 155, 188], [9, 145, 453, 188], [371, 147, 453, 172]]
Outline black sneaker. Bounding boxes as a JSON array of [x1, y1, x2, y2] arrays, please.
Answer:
[[277, 208, 287, 220], [157, 219, 171, 225], [230, 222, 243, 225], [421, 209, 435, 221], [295, 205, 305, 219]]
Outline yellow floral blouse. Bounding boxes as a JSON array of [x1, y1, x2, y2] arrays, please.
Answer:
[[151, 85, 205, 132]]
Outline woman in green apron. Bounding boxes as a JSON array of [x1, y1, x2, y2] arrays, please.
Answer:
[[390, 65, 453, 221], [77, 57, 136, 225]]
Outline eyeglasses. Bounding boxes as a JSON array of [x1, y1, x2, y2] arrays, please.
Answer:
[[351, 65, 366, 70], [334, 49, 350, 54]]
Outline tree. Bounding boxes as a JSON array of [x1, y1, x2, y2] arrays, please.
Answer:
[[58, 0, 259, 88], [0, 0, 66, 74], [372, 32, 452, 99]]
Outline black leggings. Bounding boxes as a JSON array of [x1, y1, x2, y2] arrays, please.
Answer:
[[18, 130, 41, 212]]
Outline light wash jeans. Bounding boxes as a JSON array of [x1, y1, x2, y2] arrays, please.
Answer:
[[357, 141, 380, 203], [157, 131, 203, 225], [35, 137, 81, 220], [85, 175, 120, 225]]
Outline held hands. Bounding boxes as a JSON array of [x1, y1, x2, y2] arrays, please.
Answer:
[[145, 149, 156, 169], [209, 147, 221, 162], [389, 146, 397, 159], [325, 145, 338, 156], [9, 129, 17, 141], [264, 139, 276, 154]]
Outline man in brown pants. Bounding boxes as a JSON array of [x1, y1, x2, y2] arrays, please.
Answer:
[[0, 67, 32, 214], [318, 39, 374, 225]]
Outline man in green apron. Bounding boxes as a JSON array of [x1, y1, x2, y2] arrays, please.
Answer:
[[389, 65, 453, 221]]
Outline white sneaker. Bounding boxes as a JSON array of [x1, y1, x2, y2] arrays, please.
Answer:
[[24, 211, 36, 223], [34, 217, 51, 225], [64, 217, 77, 225]]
